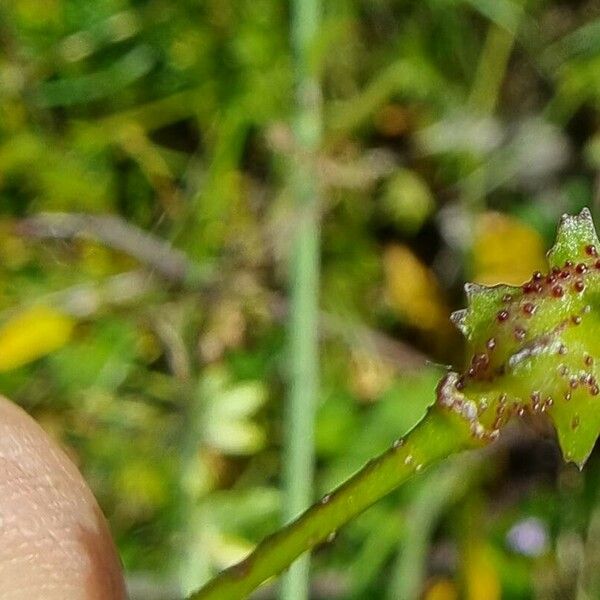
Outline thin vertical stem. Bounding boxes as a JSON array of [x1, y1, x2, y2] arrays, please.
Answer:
[[461, 16, 521, 279], [463, 20, 519, 215], [282, 0, 323, 599], [177, 381, 210, 596]]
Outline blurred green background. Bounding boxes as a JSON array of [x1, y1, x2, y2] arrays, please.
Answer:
[[2, 1, 600, 598]]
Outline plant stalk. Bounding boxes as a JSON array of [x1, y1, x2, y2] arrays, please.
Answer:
[[387, 455, 481, 600], [189, 407, 481, 600], [282, 0, 323, 598]]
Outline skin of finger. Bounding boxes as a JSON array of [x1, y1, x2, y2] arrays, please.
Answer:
[[0, 395, 126, 599]]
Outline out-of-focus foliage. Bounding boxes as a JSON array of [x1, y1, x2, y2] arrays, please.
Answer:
[[0, 305, 74, 370], [1, 0, 600, 598], [472, 212, 547, 285]]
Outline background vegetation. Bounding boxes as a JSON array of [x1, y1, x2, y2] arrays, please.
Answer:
[[1, 0, 600, 598]]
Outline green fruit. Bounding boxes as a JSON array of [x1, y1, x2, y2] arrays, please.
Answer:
[[439, 208, 600, 467]]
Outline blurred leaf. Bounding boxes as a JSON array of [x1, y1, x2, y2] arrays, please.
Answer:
[[545, 19, 600, 62], [199, 367, 267, 455], [37, 45, 157, 107], [424, 579, 458, 600], [384, 244, 449, 331], [210, 533, 255, 571], [472, 211, 546, 285], [548, 55, 600, 124], [329, 56, 454, 133], [216, 382, 267, 419], [207, 487, 280, 533], [316, 391, 360, 458], [380, 168, 435, 235], [115, 459, 169, 517], [205, 420, 265, 455], [465, 542, 501, 600], [462, 0, 524, 34], [49, 318, 138, 392], [0, 305, 74, 371]]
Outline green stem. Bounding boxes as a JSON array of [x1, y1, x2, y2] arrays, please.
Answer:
[[189, 407, 482, 600], [177, 381, 211, 595], [387, 455, 481, 600], [468, 23, 517, 118], [463, 14, 520, 215], [282, 0, 323, 598], [461, 15, 521, 278]]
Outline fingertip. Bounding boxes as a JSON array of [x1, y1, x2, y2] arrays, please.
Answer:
[[0, 396, 126, 599]]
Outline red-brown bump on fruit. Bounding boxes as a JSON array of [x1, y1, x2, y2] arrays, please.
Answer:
[[522, 282, 533, 294], [474, 353, 489, 367], [576, 263, 587, 274], [497, 310, 509, 322], [514, 327, 526, 341], [469, 353, 490, 378], [586, 244, 598, 257], [552, 285, 565, 298], [572, 315, 582, 325], [522, 302, 536, 316], [574, 280, 585, 292]]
